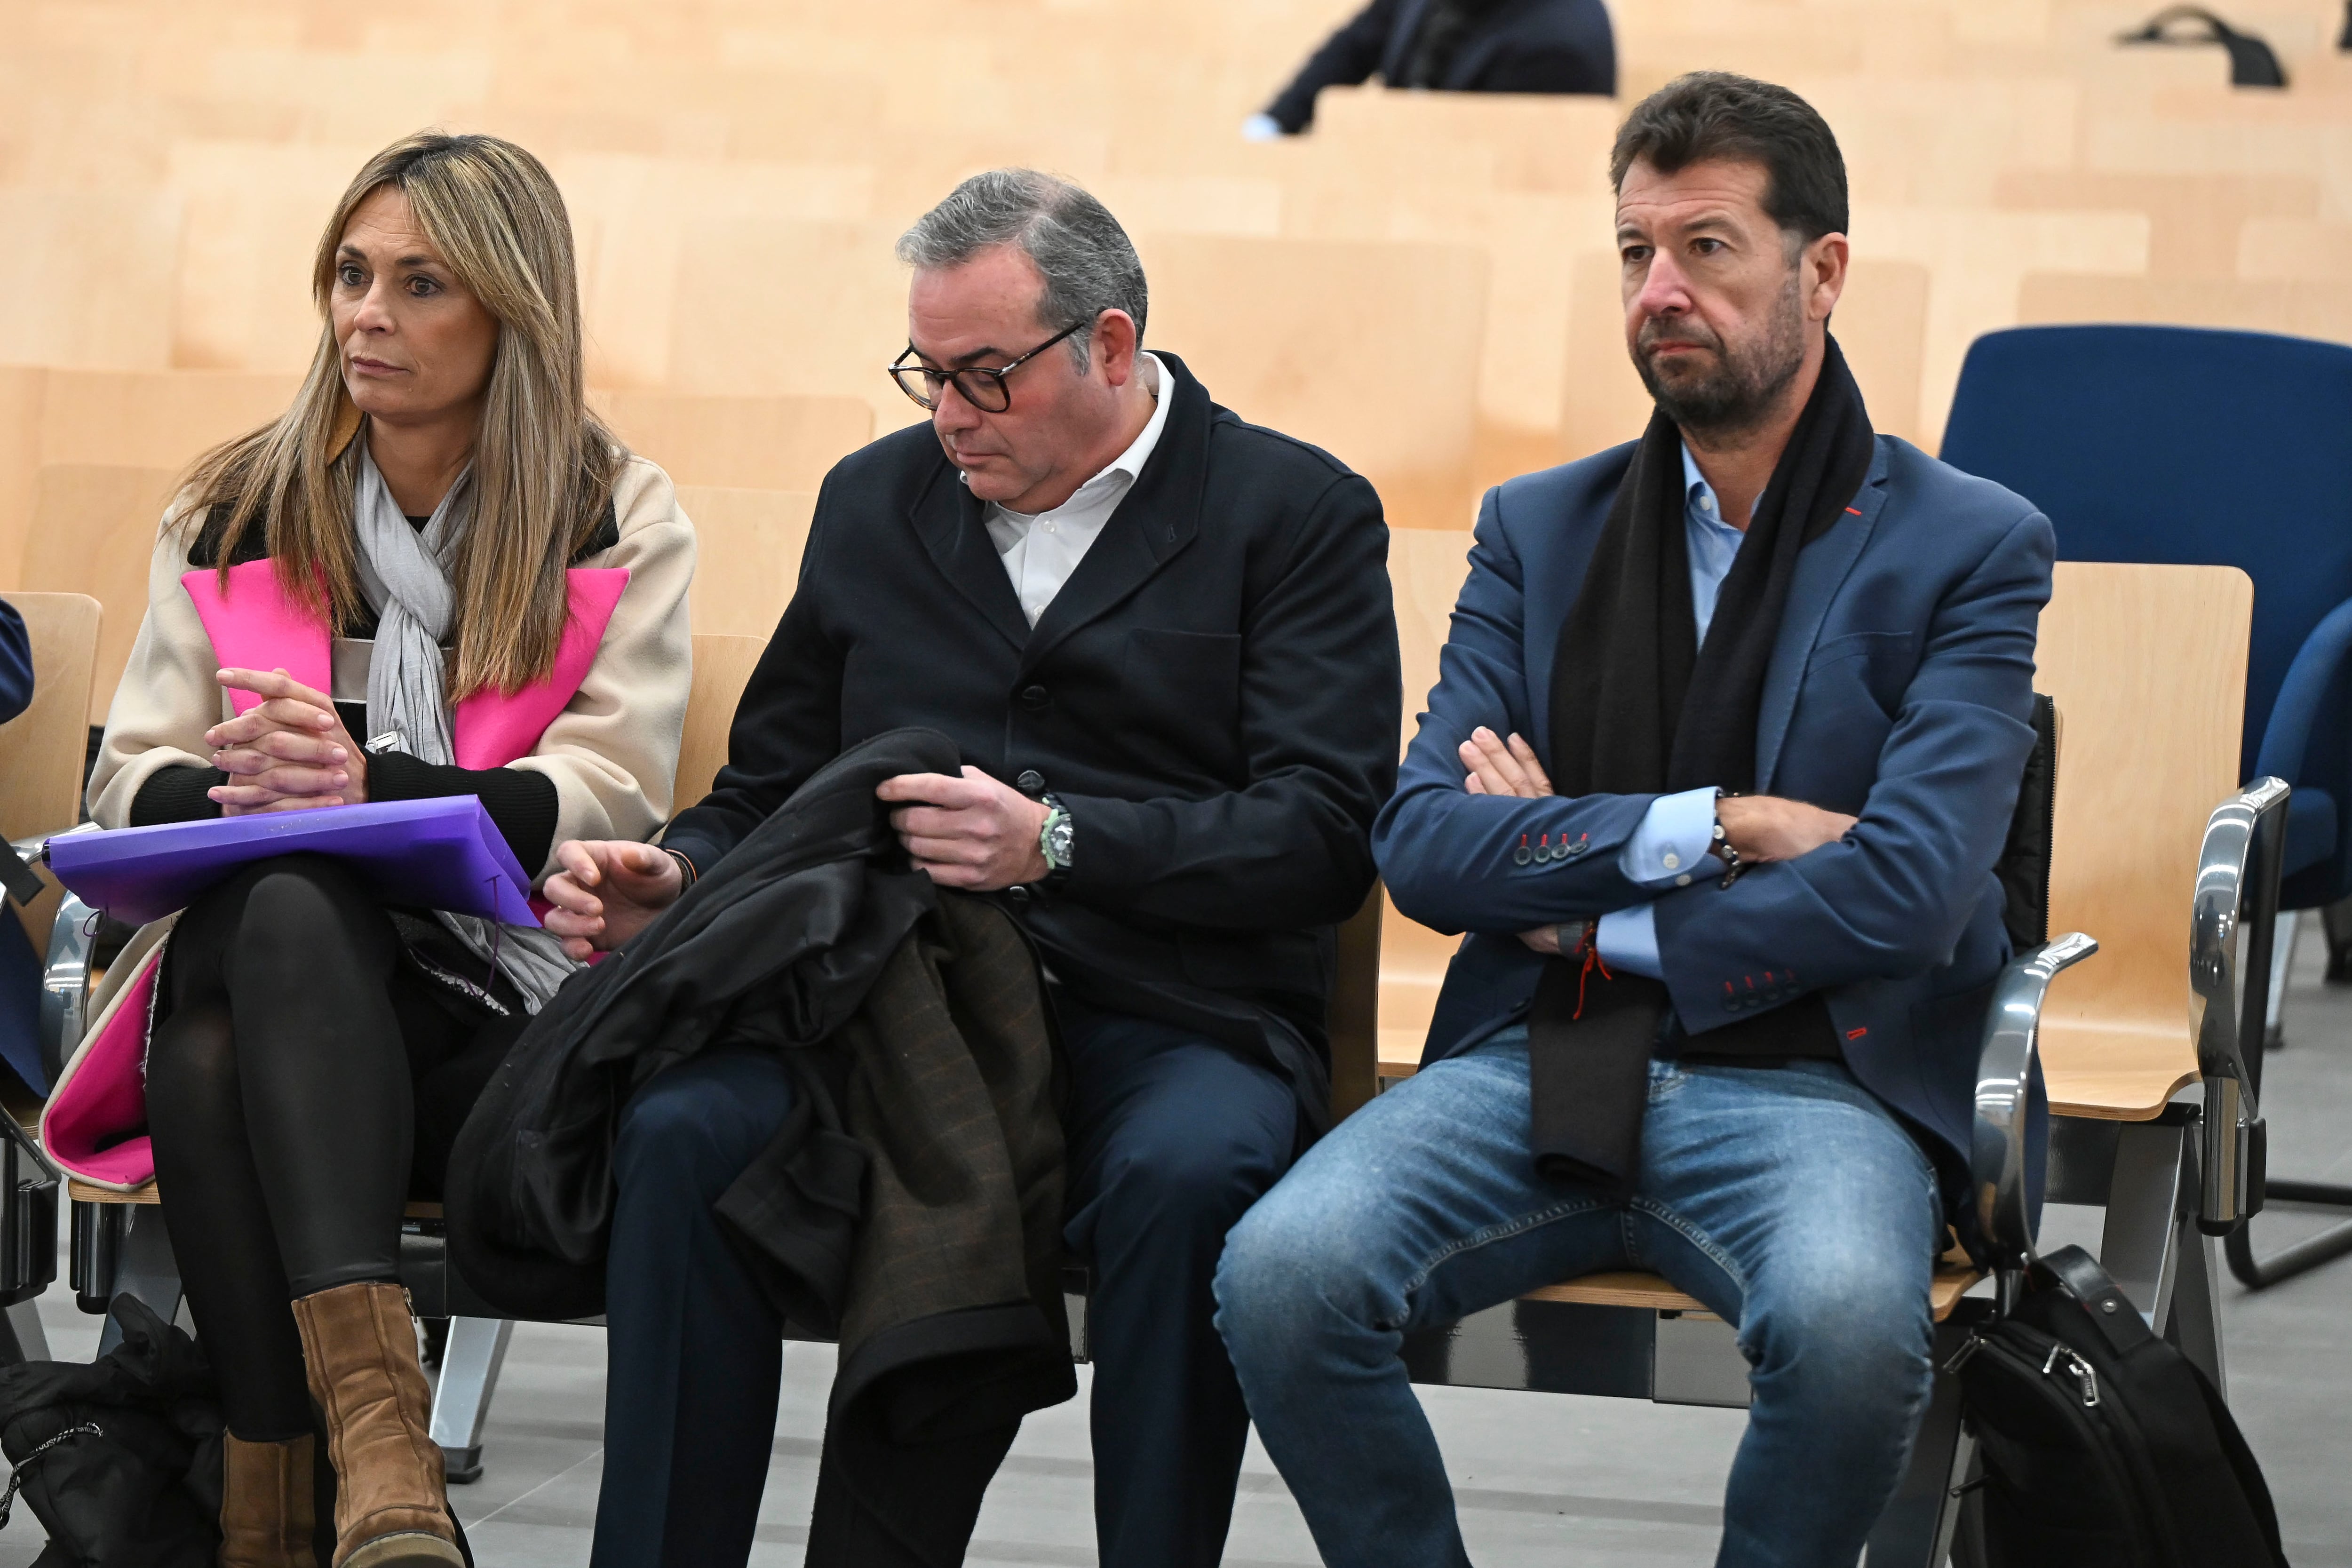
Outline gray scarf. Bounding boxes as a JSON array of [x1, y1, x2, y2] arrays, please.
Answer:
[[351, 442, 580, 1013]]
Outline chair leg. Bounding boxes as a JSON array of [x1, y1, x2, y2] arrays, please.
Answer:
[[1863, 1320, 1976, 1567], [2097, 1119, 2193, 1329], [2319, 893, 2352, 983], [2264, 909, 2297, 1050], [428, 1317, 514, 1484], [0, 1298, 51, 1364], [2224, 1182, 2352, 1289], [2164, 1209, 2227, 1394], [95, 1206, 183, 1356]]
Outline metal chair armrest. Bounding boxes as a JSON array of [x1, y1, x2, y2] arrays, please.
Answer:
[[1972, 931, 2100, 1269], [2191, 776, 2291, 1230], [37, 887, 96, 1083], [20, 825, 101, 1083]]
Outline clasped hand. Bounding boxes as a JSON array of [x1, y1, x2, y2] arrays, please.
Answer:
[[1455, 726, 1857, 956], [876, 767, 1049, 890], [204, 667, 366, 815], [541, 765, 1049, 962]]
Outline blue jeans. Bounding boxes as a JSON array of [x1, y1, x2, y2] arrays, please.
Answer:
[[1213, 1025, 1943, 1568]]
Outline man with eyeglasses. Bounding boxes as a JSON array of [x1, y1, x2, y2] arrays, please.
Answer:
[[542, 168, 1399, 1568]]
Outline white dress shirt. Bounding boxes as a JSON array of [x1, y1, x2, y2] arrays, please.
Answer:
[[980, 353, 1170, 626]]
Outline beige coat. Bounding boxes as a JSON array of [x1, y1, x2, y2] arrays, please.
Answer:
[[87, 454, 697, 883]]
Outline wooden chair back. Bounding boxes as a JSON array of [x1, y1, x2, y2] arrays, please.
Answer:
[[34, 370, 301, 472], [665, 217, 914, 440], [675, 634, 769, 811], [20, 466, 177, 726], [0, 592, 101, 954], [676, 487, 816, 638], [2035, 560, 2253, 1120], [1377, 529, 1478, 1079], [0, 370, 294, 592], [591, 392, 872, 493], [1141, 233, 1488, 532], [1389, 527, 1472, 761]]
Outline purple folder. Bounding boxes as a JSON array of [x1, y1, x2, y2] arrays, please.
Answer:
[[48, 797, 540, 929]]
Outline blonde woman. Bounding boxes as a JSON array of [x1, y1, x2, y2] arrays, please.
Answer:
[[86, 133, 692, 1568]]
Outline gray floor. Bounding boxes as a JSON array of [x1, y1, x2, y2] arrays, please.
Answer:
[[4, 934, 2347, 1566]]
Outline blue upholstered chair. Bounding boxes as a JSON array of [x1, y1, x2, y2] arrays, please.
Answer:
[[1942, 322, 2352, 1286]]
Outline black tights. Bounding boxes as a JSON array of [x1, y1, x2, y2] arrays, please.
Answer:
[[146, 854, 518, 1441]]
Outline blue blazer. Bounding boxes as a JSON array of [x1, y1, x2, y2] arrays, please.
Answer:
[[1374, 436, 2055, 1181]]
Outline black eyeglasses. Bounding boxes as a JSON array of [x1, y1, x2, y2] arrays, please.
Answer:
[[887, 320, 1084, 413]]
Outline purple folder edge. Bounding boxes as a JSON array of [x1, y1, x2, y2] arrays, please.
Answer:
[[47, 797, 540, 930]]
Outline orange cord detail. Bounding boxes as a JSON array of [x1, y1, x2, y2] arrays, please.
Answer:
[[1572, 934, 1612, 1020]]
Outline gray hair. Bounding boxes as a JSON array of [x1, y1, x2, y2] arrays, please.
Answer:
[[896, 169, 1148, 370]]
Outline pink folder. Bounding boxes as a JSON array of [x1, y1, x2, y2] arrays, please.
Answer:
[[48, 797, 539, 929]]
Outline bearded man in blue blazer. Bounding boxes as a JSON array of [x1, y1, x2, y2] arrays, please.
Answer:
[[1215, 72, 2054, 1568]]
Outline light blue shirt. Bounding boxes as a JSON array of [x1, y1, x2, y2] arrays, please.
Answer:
[[1592, 444, 1745, 979]]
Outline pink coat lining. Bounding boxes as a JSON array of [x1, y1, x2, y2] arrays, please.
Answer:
[[45, 563, 629, 1190]]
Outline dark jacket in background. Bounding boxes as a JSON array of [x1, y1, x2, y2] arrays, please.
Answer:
[[449, 728, 1074, 1437], [1265, 0, 1615, 134], [0, 1295, 222, 1568], [660, 353, 1399, 1133], [0, 598, 33, 726]]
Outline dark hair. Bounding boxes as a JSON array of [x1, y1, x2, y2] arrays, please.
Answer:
[[1608, 72, 1849, 248]]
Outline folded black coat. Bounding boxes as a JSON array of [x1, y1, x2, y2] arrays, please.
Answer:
[[446, 726, 1074, 1437], [0, 1295, 220, 1568]]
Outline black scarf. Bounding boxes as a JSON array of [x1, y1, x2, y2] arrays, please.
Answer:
[[1527, 335, 1875, 1198]]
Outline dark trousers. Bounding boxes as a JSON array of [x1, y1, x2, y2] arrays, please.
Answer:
[[590, 1007, 1297, 1568], [147, 854, 518, 1441]]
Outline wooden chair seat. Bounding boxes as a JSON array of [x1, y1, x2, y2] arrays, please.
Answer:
[[1527, 1262, 1981, 1325]]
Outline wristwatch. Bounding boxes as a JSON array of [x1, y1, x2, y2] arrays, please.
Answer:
[[1037, 794, 1075, 889]]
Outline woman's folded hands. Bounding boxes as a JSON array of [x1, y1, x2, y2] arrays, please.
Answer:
[[204, 666, 369, 815]]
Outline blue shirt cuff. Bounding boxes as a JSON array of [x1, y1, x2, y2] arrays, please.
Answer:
[[1595, 905, 1662, 980], [1616, 786, 1717, 889]]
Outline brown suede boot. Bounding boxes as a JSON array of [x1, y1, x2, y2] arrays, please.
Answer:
[[220, 1432, 317, 1568], [289, 1283, 464, 1568]]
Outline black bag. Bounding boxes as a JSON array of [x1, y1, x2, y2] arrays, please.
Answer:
[[2117, 6, 2289, 88], [0, 1295, 223, 1568], [1951, 1245, 2288, 1567]]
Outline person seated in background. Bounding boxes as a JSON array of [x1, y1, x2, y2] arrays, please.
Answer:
[[1215, 72, 2055, 1567], [0, 597, 41, 1093], [542, 168, 1400, 1568], [86, 131, 691, 1568], [1246, 0, 1615, 139], [0, 599, 30, 723]]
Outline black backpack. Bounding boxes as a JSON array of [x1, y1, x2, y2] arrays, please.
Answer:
[[1949, 1245, 2288, 1567]]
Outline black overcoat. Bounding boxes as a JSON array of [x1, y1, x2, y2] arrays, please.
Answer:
[[661, 353, 1400, 1126]]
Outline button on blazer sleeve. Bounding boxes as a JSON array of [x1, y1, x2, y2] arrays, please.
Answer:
[[1054, 470, 1398, 931]]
